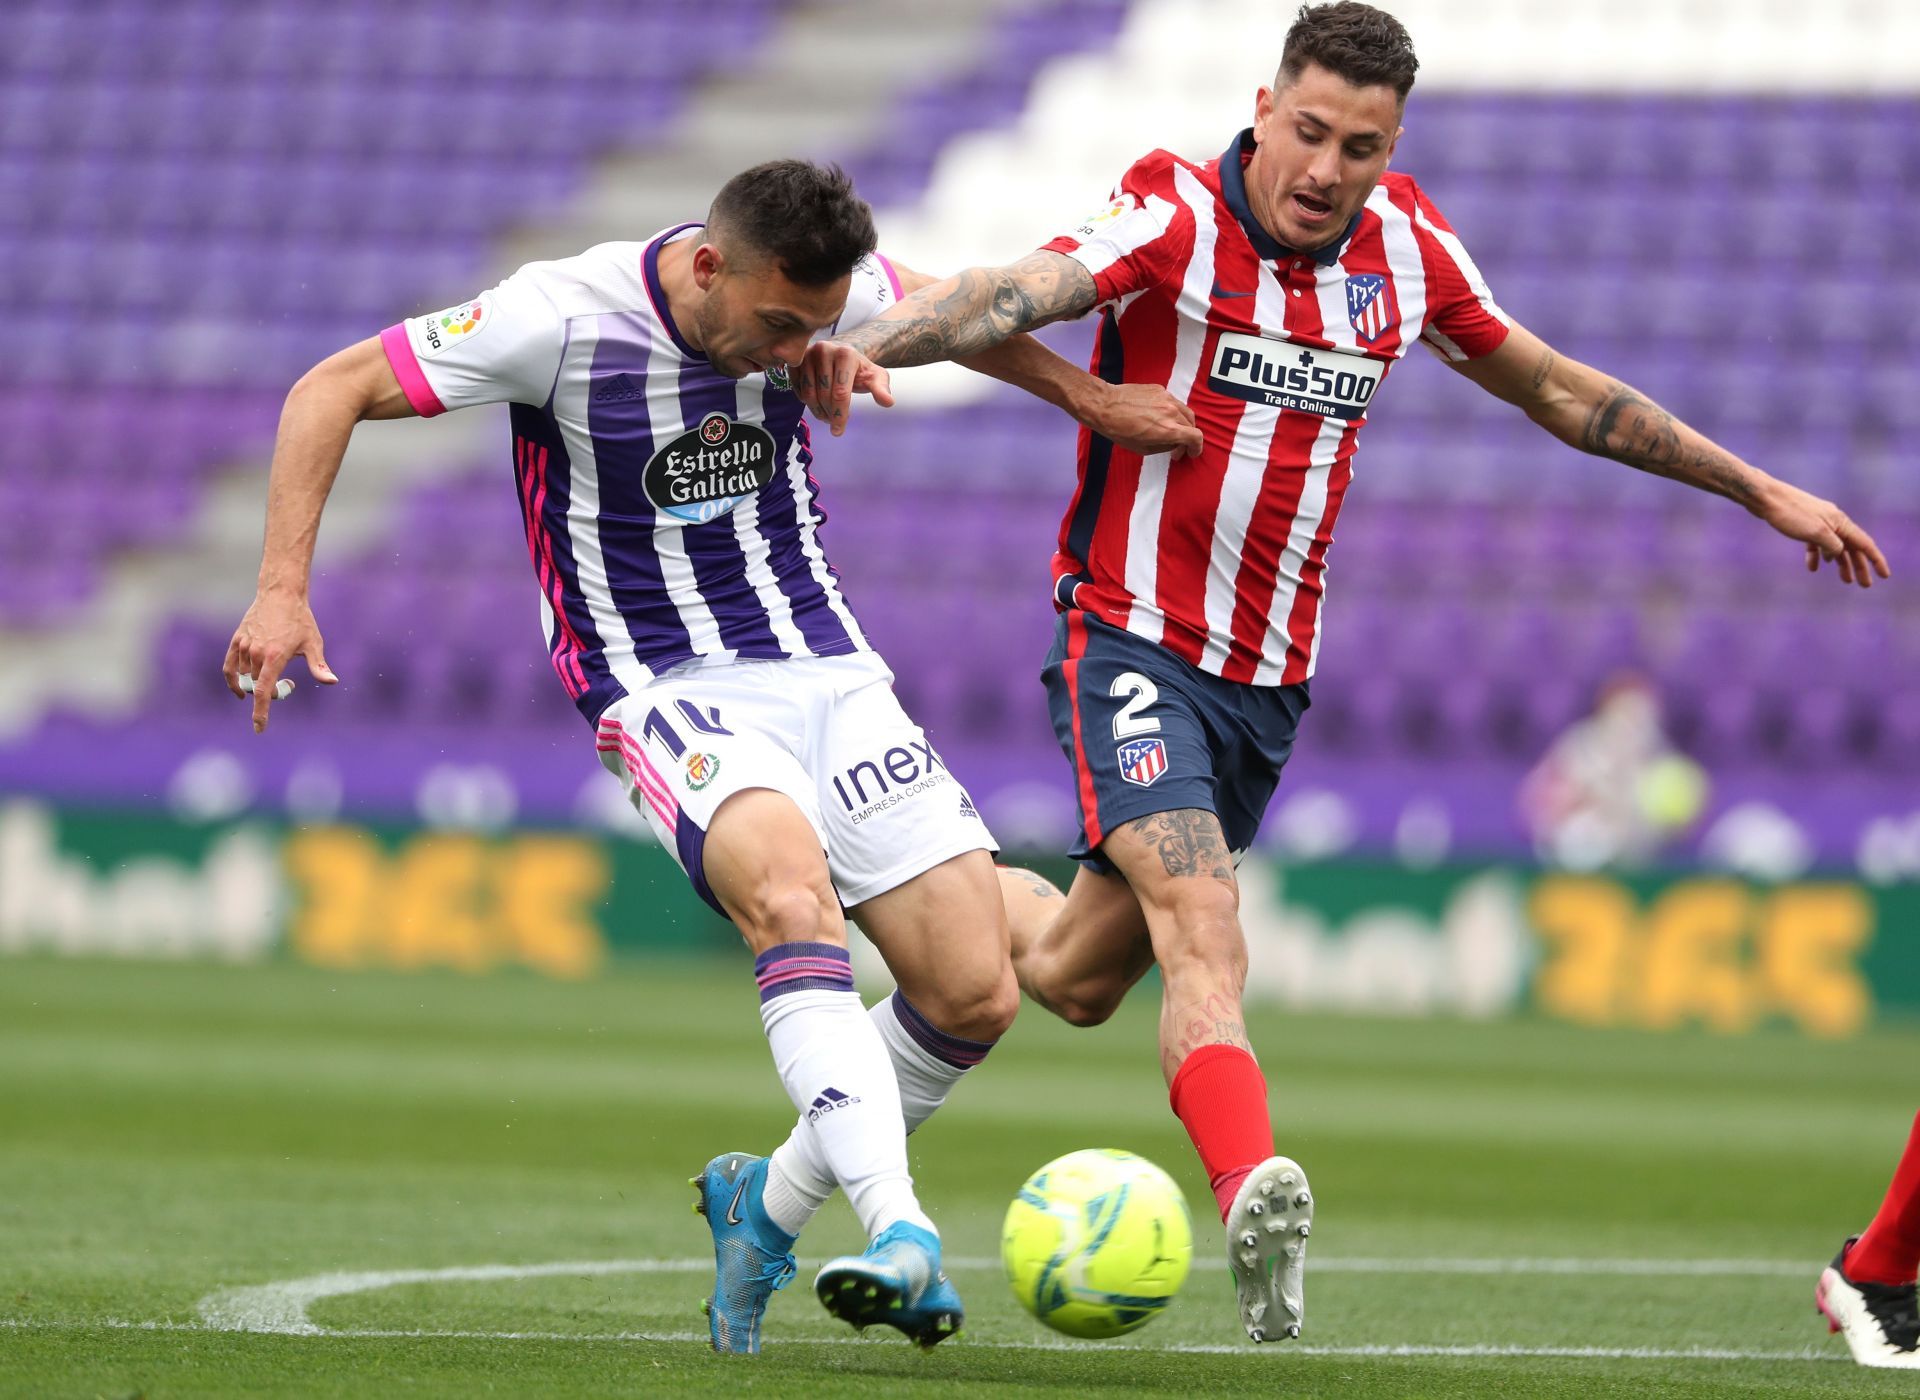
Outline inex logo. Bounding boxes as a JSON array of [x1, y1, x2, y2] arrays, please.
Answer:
[[832, 740, 950, 825], [1207, 332, 1382, 421], [642, 414, 778, 525]]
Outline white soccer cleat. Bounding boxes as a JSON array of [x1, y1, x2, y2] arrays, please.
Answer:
[[1817, 1238, 1920, 1369], [1224, 1155, 1314, 1344]]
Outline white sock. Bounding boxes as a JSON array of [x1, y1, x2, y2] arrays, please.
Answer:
[[764, 991, 993, 1237], [756, 943, 932, 1241]]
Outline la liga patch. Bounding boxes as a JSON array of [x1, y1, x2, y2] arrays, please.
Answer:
[[417, 294, 492, 357]]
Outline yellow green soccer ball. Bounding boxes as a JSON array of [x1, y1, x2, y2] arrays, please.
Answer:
[[1001, 1148, 1193, 1339]]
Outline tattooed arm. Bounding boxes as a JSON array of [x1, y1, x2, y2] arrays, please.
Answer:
[[1450, 320, 1890, 588], [830, 251, 1101, 368]]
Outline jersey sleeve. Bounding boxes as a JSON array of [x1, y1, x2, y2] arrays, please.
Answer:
[[818, 252, 904, 340], [1406, 182, 1510, 362], [1039, 151, 1195, 310], [379, 268, 566, 416]]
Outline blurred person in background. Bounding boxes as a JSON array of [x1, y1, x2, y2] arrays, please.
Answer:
[[221, 159, 1198, 1355], [799, 0, 1891, 1344], [1519, 672, 1709, 871]]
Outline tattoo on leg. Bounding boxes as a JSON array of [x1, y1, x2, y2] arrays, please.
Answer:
[[1003, 866, 1065, 902], [1124, 809, 1234, 882], [1172, 991, 1251, 1061]]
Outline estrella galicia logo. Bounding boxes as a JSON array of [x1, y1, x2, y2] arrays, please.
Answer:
[[1117, 737, 1168, 788], [764, 362, 792, 391], [807, 1087, 861, 1123], [1206, 331, 1382, 421], [1345, 273, 1396, 343], [642, 412, 777, 525], [685, 752, 721, 791]]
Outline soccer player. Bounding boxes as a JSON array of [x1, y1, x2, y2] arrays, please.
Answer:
[[802, 0, 1892, 1345], [222, 160, 1200, 1354], [1819, 1110, 1920, 1368]]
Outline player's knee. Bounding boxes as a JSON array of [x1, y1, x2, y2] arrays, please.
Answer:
[[1150, 879, 1245, 980], [1022, 954, 1128, 1027], [734, 873, 841, 949], [910, 963, 1020, 1044], [967, 967, 1022, 1043], [1150, 874, 1240, 938]]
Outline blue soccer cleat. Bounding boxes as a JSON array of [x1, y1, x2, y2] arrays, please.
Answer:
[[813, 1220, 964, 1347], [689, 1152, 797, 1354]]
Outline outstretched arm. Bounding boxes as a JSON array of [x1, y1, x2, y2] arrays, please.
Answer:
[[798, 254, 1198, 456], [833, 251, 1100, 369], [224, 338, 415, 731], [1452, 321, 1891, 588]]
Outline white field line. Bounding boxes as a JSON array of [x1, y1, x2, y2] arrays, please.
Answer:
[[196, 1255, 1819, 1335], [0, 1315, 1849, 1364], [0, 1254, 1844, 1366]]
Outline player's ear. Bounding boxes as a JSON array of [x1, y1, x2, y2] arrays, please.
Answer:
[[692, 240, 724, 291], [1386, 124, 1403, 164], [1253, 85, 1277, 137]]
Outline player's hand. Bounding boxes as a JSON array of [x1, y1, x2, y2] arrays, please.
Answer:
[[792, 341, 895, 437], [1750, 480, 1892, 589], [1088, 384, 1205, 461], [223, 588, 338, 733]]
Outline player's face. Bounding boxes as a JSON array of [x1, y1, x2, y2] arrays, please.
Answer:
[[1248, 62, 1402, 252], [693, 244, 851, 381]]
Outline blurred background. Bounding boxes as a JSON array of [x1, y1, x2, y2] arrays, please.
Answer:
[[0, 0, 1915, 1035]]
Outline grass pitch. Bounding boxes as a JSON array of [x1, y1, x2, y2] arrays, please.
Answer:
[[3, 954, 1916, 1397]]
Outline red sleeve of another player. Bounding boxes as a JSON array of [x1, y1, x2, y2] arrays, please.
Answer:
[[1407, 182, 1510, 362], [1041, 152, 1195, 308]]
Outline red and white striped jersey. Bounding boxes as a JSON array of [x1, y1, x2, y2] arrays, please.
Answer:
[[1041, 129, 1509, 686]]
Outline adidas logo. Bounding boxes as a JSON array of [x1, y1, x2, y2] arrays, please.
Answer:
[[806, 1087, 861, 1123], [592, 372, 644, 402], [958, 795, 979, 820]]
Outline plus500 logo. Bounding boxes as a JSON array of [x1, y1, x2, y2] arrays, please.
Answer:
[[1207, 331, 1381, 421]]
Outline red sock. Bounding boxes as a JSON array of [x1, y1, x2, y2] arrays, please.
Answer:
[[1168, 1044, 1273, 1222], [1847, 1110, 1920, 1285]]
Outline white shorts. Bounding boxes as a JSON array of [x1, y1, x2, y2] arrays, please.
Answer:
[[594, 652, 997, 914]]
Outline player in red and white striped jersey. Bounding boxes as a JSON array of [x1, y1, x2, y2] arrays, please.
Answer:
[[805, 0, 1891, 1345]]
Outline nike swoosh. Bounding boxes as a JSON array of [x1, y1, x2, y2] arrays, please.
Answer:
[[727, 1177, 750, 1226], [1210, 283, 1256, 299]]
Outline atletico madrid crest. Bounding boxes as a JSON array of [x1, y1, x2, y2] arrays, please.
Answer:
[[1117, 737, 1169, 788], [1345, 273, 1395, 343]]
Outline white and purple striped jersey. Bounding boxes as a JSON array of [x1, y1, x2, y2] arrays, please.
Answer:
[[379, 223, 904, 725]]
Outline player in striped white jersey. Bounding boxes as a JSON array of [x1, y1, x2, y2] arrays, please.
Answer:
[[811, 0, 1892, 1347], [222, 160, 1201, 1354]]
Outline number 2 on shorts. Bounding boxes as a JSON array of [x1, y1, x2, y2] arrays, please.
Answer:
[[1109, 671, 1161, 739]]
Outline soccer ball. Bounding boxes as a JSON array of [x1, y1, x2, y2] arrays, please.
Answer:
[[1001, 1148, 1192, 1339]]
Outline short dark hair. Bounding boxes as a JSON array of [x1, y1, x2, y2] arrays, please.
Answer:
[[1279, 1, 1419, 102], [704, 160, 877, 287]]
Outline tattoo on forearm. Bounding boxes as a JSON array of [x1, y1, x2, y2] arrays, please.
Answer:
[[1578, 380, 1756, 504], [1529, 348, 1555, 392], [835, 253, 1097, 368], [1004, 866, 1065, 902], [1124, 809, 1235, 883]]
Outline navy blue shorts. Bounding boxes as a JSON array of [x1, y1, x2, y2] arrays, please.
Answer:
[[1042, 610, 1310, 869]]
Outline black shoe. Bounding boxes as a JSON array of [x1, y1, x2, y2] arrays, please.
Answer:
[[1817, 1236, 1920, 1369]]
